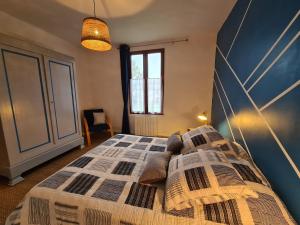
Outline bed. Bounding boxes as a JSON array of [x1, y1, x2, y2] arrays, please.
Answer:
[[6, 134, 296, 225]]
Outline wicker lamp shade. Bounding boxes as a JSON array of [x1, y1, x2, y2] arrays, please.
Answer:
[[81, 17, 112, 51]]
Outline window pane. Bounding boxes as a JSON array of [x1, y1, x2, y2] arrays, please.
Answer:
[[148, 78, 161, 113], [131, 54, 143, 79], [130, 79, 145, 113], [148, 53, 161, 79]]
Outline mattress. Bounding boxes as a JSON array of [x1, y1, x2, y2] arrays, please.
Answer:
[[6, 134, 296, 225]]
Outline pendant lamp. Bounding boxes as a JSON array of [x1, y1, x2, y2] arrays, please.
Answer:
[[81, 0, 112, 51]]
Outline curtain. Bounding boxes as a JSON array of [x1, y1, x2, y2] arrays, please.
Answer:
[[119, 44, 131, 134]]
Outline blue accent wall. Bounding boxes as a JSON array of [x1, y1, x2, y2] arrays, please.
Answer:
[[212, 0, 300, 222]]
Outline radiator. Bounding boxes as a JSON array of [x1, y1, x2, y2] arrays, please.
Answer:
[[134, 115, 158, 136]]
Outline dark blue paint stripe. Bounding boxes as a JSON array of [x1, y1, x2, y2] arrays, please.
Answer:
[[249, 37, 300, 107], [217, 0, 251, 55], [215, 49, 300, 221], [244, 16, 300, 88], [262, 87, 300, 168], [211, 84, 234, 140], [214, 73, 246, 147], [227, 0, 300, 82]]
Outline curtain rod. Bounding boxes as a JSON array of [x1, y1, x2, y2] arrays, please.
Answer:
[[117, 38, 189, 49]]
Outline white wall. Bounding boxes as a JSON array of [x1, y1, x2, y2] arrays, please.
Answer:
[[0, 11, 217, 137], [84, 35, 216, 136]]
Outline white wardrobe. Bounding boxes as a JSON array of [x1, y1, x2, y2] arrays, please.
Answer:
[[0, 34, 83, 185]]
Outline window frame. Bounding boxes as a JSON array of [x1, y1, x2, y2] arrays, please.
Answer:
[[129, 48, 164, 115]]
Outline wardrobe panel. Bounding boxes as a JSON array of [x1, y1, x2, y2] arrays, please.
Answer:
[[0, 47, 52, 152], [47, 59, 78, 141]]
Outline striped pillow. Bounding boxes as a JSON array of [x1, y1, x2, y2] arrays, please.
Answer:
[[182, 125, 226, 150], [165, 148, 258, 211]]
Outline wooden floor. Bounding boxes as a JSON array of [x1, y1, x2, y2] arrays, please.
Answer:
[[0, 133, 110, 225]]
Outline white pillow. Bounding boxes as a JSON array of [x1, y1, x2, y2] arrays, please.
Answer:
[[165, 148, 258, 211], [93, 112, 105, 125]]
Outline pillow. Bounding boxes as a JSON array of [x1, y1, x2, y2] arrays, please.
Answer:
[[167, 132, 183, 154], [138, 152, 171, 184], [231, 141, 253, 162], [228, 156, 271, 188], [241, 182, 297, 225], [181, 145, 219, 155], [212, 140, 251, 161], [182, 126, 226, 150], [212, 141, 271, 187], [93, 112, 105, 125], [201, 182, 296, 225], [165, 148, 258, 211]]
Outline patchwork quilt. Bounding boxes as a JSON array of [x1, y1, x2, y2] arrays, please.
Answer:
[[6, 134, 296, 225]]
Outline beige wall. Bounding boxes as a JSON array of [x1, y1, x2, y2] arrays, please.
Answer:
[[84, 35, 216, 136], [0, 11, 217, 137]]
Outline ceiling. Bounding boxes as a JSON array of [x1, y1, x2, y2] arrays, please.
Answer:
[[0, 0, 235, 46]]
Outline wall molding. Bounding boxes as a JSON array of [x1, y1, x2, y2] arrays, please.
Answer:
[[216, 45, 300, 178]]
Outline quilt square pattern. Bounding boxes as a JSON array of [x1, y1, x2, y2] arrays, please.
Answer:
[[125, 182, 157, 209], [64, 173, 99, 195], [139, 137, 153, 143], [191, 134, 207, 146], [167, 207, 194, 218], [102, 140, 117, 146], [131, 144, 147, 150], [92, 179, 126, 202], [166, 172, 184, 201], [84, 208, 112, 225], [184, 166, 210, 190], [204, 199, 242, 225], [68, 156, 94, 168], [28, 197, 50, 225], [212, 165, 245, 186], [182, 153, 201, 166], [149, 145, 165, 152], [124, 136, 139, 142], [112, 161, 136, 175], [54, 202, 79, 225], [113, 134, 125, 139], [206, 131, 224, 142], [123, 150, 142, 160], [38, 171, 74, 189], [115, 142, 132, 147], [232, 163, 263, 184], [88, 158, 114, 172], [220, 143, 231, 151], [102, 148, 123, 157], [246, 192, 290, 225]]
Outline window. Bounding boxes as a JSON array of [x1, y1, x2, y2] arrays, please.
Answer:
[[130, 49, 164, 114]]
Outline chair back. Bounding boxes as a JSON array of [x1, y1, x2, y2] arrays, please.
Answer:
[[83, 108, 104, 128]]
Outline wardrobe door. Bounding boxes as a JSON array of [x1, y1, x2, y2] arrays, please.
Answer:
[[45, 57, 80, 144], [0, 45, 55, 156]]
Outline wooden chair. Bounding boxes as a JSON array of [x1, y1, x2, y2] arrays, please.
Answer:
[[83, 109, 113, 146]]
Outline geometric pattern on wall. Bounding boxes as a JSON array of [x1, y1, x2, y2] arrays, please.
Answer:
[[212, 0, 300, 222]]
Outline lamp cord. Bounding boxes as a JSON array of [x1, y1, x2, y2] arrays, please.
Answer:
[[93, 0, 96, 17]]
